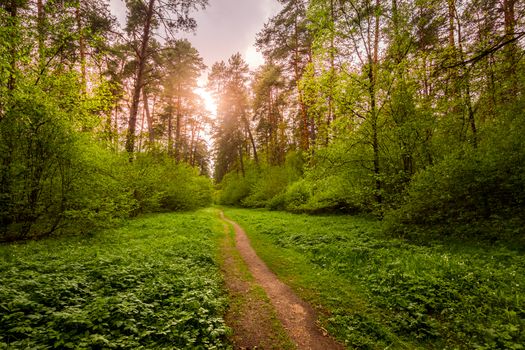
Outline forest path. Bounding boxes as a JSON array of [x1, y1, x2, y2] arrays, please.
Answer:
[[219, 211, 345, 350]]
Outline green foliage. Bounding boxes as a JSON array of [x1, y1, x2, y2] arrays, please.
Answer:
[[266, 141, 375, 213], [0, 210, 230, 349], [242, 166, 289, 207], [217, 152, 305, 208], [125, 156, 213, 215], [61, 141, 137, 233], [385, 117, 525, 241], [216, 169, 254, 206], [0, 79, 85, 240], [0, 73, 212, 241], [224, 208, 525, 349]]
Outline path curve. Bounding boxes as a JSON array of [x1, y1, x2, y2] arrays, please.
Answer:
[[220, 212, 345, 350]]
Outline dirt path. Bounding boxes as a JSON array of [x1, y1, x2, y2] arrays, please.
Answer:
[[219, 220, 294, 349], [220, 212, 345, 350]]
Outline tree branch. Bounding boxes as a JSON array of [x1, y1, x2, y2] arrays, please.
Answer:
[[441, 32, 525, 69]]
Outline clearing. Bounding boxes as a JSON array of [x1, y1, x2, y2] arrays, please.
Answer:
[[2, 208, 523, 349]]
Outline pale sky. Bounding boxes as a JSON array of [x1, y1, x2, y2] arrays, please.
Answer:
[[109, 0, 282, 71]]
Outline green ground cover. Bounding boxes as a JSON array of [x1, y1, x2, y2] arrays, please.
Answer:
[[223, 208, 525, 349], [0, 209, 229, 349]]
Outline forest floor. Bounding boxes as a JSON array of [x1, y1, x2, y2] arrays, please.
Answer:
[[222, 208, 525, 349], [2, 209, 523, 349], [218, 211, 344, 350]]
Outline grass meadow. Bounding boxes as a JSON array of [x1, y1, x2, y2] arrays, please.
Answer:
[[0, 209, 229, 349], [224, 208, 525, 349]]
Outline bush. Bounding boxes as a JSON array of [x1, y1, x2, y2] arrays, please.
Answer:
[[385, 120, 525, 241], [243, 166, 293, 207], [217, 152, 305, 208], [281, 179, 311, 211], [0, 82, 85, 240], [125, 155, 213, 214], [61, 141, 137, 233], [216, 169, 254, 206], [0, 78, 213, 241]]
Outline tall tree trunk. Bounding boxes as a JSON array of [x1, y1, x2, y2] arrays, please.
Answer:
[[293, 15, 309, 151], [189, 120, 197, 166], [241, 113, 258, 165], [238, 146, 245, 177], [76, 0, 86, 94], [37, 0, 45, 68], [175, 86, 182, 162], [6, 0, 18, 91], [457, 20, 477, 148], [138, 101, 146, 152], [503, 0, 517, 93], [168, 105, 174, 157], [142, 89, 154, 144], [370, 0, 382, 205], [326, 0, 335, 145], [125, 0, 155, 161], [447, 0, 455, 48]]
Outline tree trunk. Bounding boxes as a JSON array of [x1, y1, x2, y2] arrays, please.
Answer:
[[168, 105, 173, 157], [125, 0, 155, 161], [371, 0, 382, 205], [6, 0, 18, 91], [37, 0, 45, 68], [447, 0, 455, 48], [293, 15, 309, 151], [455, 12, 477, 147], [76, 0, 87, 94], [138, 101, 146, 152], [503, 0, 517, 93], [189, 119, 197, 166], [241, 112, 258, 165], [326, 0, 335, 145], [175, 86, 182, 162], [142, 89, 154, 144], [238, 146, 245, 177]]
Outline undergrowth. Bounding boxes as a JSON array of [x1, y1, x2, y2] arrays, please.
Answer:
[[223, 208, 525, 349], [0, 209, 229, 349]]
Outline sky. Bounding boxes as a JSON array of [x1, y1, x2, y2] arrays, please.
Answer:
[[109, 0, 282, 71], [108, 0, 282, 140]]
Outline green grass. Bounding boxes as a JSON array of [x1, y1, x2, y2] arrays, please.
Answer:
[[0, 209, 230, 349], [223, 207, 525, 350]]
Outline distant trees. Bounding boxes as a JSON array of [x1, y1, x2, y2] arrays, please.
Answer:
[[209, 53, 257, 182], [123, 0, 208, 159], [215, 0, 525, 238], [156, 39, 207, 162], [256, 0, 312, 150], [252, 63, 287, 165]]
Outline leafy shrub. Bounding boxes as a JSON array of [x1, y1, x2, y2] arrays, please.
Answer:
[[385, 121, 525, 240], [0, 80, 89, 240], [218, 152, 305, 208], [243, 166, 295, 207], [280, 179, 311, 211], [62, 141, 137, 232], [127, 156, 213, 214], [0, 78, 213, 241], [217, 170, 253, 205]]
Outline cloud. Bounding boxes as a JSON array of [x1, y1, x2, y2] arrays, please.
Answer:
[[182, 0, 281, 67]]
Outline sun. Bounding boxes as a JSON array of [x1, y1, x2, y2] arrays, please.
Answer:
[[245, 46, 264, 68], [194, 87, 217, 118]]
